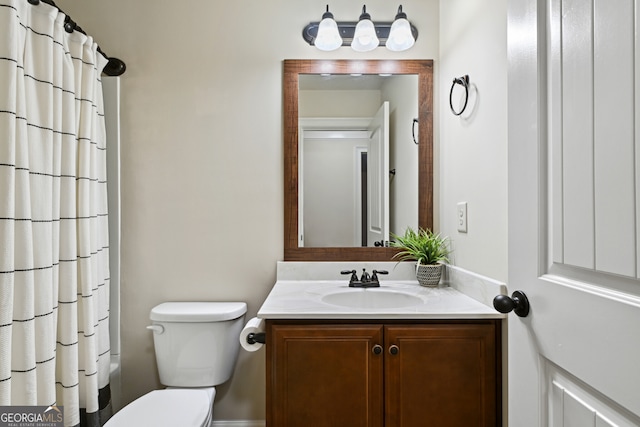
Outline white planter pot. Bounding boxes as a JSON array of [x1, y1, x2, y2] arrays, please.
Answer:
[[415, 263, 443, 287]]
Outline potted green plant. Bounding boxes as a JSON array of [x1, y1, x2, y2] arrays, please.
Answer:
[[391, 227, 451, 287]]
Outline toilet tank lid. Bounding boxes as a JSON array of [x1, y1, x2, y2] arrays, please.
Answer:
[[150, 302, 247, 322]]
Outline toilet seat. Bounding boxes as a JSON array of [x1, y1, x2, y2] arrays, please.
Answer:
[[105, 387, 215, 427]]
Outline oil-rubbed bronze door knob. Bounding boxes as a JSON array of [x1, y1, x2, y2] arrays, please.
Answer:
[[389, 345, 399, 355], [493, 290, 530, 317]]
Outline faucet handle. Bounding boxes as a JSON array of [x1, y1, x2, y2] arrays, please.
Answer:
[[371, 270, 389, 282], [341, 270, 358, 283]]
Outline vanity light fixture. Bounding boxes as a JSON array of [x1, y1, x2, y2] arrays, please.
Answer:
[[303, 4, 418, 52]]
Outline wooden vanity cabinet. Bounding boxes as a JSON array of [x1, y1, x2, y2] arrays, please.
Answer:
[[266, 320, 500, 427]]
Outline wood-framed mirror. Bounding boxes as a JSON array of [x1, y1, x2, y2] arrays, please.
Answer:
[[284, 59, 433, 261]]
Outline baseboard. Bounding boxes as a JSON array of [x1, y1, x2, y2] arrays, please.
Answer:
[[212, 421, 265, 427]]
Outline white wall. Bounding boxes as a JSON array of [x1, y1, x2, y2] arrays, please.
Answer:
[[102, 77, 123, 411], [303, 137, 364, 247], [54, 0, 440, 421], [439, 0, 508, 282], [299, 89, 381, 117]]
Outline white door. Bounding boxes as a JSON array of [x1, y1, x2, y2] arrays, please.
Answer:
[[367, 102, 390, 247], [507, 1, 640, 426]]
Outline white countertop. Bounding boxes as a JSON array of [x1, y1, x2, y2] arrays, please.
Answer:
[[256, 262, 506, 320], [257, 279, 504, 320]]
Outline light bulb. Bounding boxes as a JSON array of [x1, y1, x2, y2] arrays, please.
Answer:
[[314, 5, 342, 51], [351, 6, 379, 52], [386, 6, 415, 52]]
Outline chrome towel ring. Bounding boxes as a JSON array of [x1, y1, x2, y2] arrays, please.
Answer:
[[449, 75, 469, 116]]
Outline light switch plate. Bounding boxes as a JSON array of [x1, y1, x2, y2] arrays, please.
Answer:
[[457, 202, 467, 233]]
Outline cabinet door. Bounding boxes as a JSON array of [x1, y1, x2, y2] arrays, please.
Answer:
[[384, 323, 498, 427], [268, 324, 384, 427]]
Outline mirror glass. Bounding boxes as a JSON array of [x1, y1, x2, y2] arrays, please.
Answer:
[[284, 60, 433, 261], [299, 74, 418, 248]]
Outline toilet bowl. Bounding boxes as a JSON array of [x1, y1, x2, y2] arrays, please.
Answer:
[[105, 302, 247, 427]]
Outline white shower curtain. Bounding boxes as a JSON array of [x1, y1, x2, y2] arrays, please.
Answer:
[[0, 1, 111, 426]]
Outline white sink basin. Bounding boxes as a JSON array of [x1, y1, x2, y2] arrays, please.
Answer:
[[321, 289, 423, 309]]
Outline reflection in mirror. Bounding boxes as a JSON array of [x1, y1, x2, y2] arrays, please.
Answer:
[[299, 74, 418, 248], [284, 60, 433, 261]]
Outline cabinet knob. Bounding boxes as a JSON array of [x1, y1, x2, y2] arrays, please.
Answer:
[[372, 344, 383, 355], [389, 345, 399, 355]]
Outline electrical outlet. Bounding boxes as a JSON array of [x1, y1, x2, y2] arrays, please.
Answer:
[[457, 202, 467, 233]]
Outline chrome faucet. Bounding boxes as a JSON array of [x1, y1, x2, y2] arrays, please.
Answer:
[[341, 268, 388, 288]]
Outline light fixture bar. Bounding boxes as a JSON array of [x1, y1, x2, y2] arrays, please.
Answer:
[[302, 21, 418, 48]]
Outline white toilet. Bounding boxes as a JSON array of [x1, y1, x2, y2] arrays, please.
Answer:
[[105, 301, 247, 427]]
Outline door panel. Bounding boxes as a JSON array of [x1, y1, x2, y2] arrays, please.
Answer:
[[384, 324, 498, 427], [592, 0, 636, 276], [552, 0, 637, 277], [267, 324, 384, 427], [560, 0, 595, 270], [549, 362, 638, 427]]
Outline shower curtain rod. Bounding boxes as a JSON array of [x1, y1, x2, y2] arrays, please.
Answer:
[[27, 0, 126, 76]]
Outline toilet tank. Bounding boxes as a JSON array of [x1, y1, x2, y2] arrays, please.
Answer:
[[149, 302, 247, 387]]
